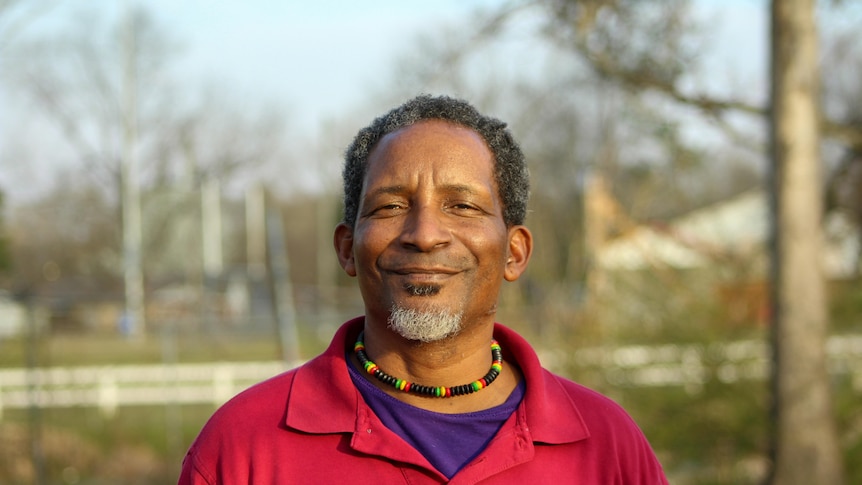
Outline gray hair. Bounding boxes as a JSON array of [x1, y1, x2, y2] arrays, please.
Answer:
[[341, 94, 529, 228]]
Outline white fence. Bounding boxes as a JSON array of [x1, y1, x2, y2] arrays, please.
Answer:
[[1, 334, 860, 417], [0, 361, 297, 418], [540, 333, 862, 392]]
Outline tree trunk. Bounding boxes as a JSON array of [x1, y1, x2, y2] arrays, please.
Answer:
[[768, 0, 844, 483]]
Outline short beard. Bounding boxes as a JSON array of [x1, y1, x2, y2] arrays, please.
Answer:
[[388, 304, 462, 343]]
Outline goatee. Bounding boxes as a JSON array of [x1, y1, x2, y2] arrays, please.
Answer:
[[387, 304, 462, 342]]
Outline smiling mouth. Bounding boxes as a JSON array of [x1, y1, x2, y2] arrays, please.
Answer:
[[387, 265, 458, 283], [384, 264, 460, 295], [391, 266, 458, 275]]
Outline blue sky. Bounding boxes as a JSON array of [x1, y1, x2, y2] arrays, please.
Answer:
[[159, 1, 768, 126], [0, 1, 774, 203], [0, 1, 501, 200], [11, 0, 766, 128], [154, 1, 499, 119]]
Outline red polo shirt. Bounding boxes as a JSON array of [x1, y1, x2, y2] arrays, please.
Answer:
[[179, 318, 669, 484]]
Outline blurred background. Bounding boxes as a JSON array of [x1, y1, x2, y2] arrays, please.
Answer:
[[0, 0, 860, 483]]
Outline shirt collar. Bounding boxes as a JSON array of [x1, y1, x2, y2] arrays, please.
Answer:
[[492, 323, 590, 444], [284, 318, 590, 445], [284, 317, 364, 434]]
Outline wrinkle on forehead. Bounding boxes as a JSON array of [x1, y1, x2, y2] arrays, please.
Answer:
[[360, 120, 499, 207]]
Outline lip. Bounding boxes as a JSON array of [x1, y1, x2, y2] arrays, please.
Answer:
[[382, 267, 460, 286], [388, 266, 459, 275]]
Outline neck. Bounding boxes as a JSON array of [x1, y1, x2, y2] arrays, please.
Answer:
[[353, 319, 520, 413]]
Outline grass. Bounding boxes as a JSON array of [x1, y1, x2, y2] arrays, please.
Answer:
[[0, 333, 281, 370], [1, 404, 215, 484], [0, 323, 334, 368]]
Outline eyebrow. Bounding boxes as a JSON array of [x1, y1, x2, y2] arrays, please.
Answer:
[[364, 185, 406, 199], [442, 184, 480, 196], [364, 183, 482, 199]]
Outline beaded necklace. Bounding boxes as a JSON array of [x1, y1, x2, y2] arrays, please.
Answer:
[[353, 331, 503, 398]]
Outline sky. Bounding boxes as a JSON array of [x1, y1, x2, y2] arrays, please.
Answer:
[[0, 0, 504, 202], [0, 0, 774, 205], [3, 0, 768, 126], [149, 1, 502, 125]]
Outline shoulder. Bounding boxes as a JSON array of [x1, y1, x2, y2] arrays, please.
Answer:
[[189, 368, 299, 448], [548, 369, 647, 436], [221, 367, 298, 417], [553, 372, 631, 416], [179, 368, 301, 484], [539, 370, 668, 482]]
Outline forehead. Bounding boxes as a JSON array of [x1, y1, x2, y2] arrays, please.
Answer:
[[364, 120, 495, 185]]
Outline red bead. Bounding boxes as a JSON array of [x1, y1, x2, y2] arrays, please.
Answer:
[[353, 331, 503, 398]]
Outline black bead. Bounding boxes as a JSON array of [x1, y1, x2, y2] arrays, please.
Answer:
[[353, 334, 504, 398]]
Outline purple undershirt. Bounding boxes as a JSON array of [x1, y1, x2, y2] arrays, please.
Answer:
[[347, 354, 526, 479]]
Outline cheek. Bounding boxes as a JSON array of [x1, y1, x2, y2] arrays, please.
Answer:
[[351, 225, 392, 272], [352, 243, 376, 274], [468, 237, 509, 274]]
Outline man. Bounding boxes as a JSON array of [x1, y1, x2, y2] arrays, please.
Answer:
[[179, 95, 669, 484]]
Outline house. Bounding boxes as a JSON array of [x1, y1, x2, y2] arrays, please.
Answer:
[[0, 291, 30, 338], [585, 181, 860, 327], [595, 190, 859, 279]]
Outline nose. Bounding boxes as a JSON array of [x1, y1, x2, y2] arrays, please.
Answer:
[[398, 204, 450, 252]]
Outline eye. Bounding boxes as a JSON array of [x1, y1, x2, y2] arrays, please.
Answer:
[[447, 201, 483, 214], [370, 202, 407, 217]]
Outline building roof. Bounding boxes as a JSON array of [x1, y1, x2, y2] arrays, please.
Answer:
[[596, 190, 860, 279]]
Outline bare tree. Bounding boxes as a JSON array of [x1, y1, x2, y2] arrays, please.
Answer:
[[5, 5, 290, 332], [8, 176, 121, 292], [0, 189, 11, 277], [767, 1, 844, 483], [0, 0, 60, 51], [822, 12, 862, 276]]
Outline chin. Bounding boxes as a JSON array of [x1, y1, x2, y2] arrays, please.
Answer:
[[387, 304, 463, 343]]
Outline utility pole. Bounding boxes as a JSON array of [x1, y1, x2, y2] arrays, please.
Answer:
[[201, 178, 224, 281], [121, 3, 145, 337], [264, 193, 300, 365], [201, 178, 223, 330], [246, 185, 267, 284]]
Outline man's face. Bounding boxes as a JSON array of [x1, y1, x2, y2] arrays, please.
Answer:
[[335, 119, 531, 339]]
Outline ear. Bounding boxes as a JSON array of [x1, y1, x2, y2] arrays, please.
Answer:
[[504, 225, 532, 282], [334, 222, 357, 277]]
